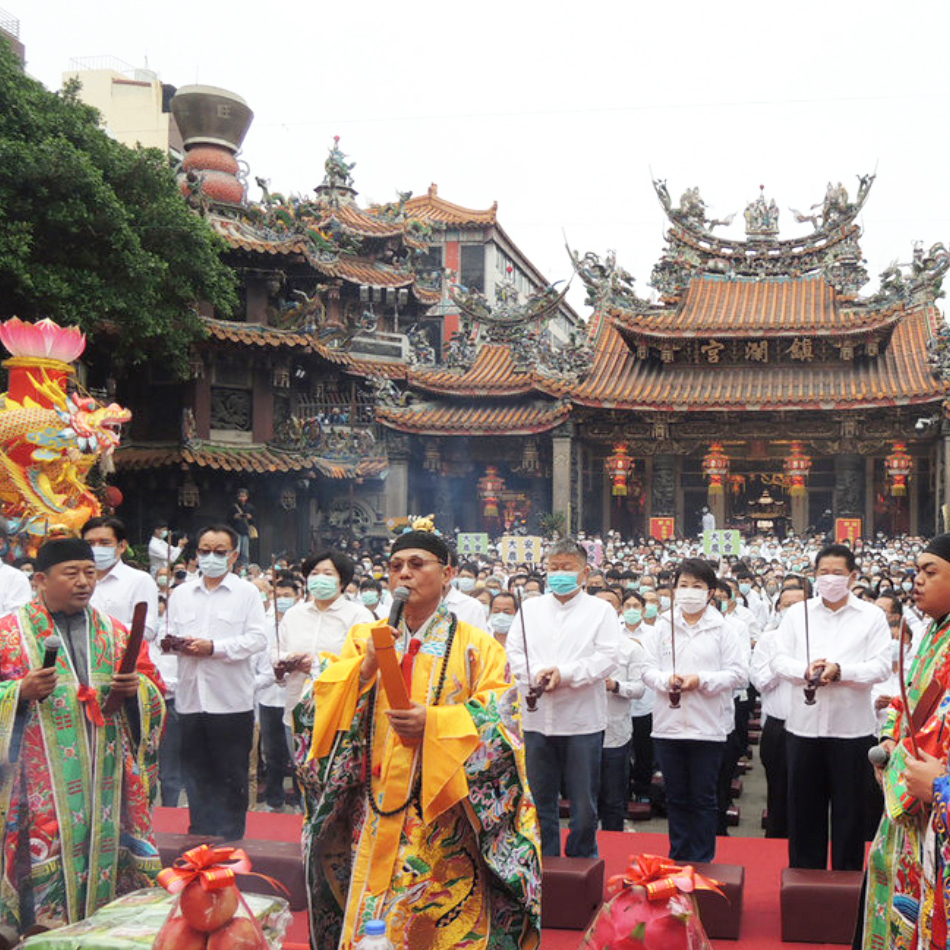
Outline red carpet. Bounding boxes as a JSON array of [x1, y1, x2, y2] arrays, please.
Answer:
[[153, 809, 855, 949]]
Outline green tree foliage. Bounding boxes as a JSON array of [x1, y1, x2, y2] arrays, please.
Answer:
[[0, 42, 237, 374]]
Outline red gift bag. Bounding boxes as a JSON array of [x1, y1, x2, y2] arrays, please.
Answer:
[[580, 854, 721, 950]]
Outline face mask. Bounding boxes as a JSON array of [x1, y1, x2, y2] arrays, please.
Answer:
[[199, 552, 230, 578], [628, 580, 641, 591], [901, 581, 914, 593], [158, 529, 168, 539], [372, 570, 384, 579], [816, 574, 851, 602], [92, 546, 118, 571], [308, 575, 340, 600], [738, 582, 752, 596], [623, 608, 642, 626], [276, 596, 296, 614], [456, 577, 476, 593], [643, 603, 659, 619], [260, 591, 268, 603], [547, 571, 580, 596], [676, 589, 709, 613], [659, 595, 671, 611], [360, 591, 380, 606], [490, 614, 514, 634], [157, 575, 169, 589]]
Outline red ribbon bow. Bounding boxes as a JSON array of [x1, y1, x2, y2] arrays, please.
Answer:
[[76, 685, 105, 727], [157, 844, 288, 897], [400, 637, 422, 693], [606, 854, 724, 902]]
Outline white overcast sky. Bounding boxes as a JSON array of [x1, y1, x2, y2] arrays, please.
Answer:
[[15, 0, 950, 316]]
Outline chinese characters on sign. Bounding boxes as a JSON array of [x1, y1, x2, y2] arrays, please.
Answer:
[[702, 530, 743, 557], [499, 535, 543, 565], [457, 533, 490, 556], [650, 517, 676, 540], [835, 518, 862, 545]]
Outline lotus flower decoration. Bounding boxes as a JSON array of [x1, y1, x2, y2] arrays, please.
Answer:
[[0, 317, 86, 363]]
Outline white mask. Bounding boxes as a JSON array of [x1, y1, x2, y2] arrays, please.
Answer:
[[816, 574, 851, 602], [676, 589, 709, 614]]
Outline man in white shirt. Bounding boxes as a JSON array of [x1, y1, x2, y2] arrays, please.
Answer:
[[643, 559, 747, 863], [0, 520, 31, 617], [165, 524, 267, 839], [771, 543, 891, 870], [507, 538, 620, 857], [444, 553, 490, 631], [751, 585, 805, 839], [148, 523, 187, 576], [83, 516, 159, 642], [277, 549, 374, 725]]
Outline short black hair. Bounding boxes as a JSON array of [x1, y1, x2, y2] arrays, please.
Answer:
[[196, 524, 239, 550], [816, 543, 856, 573], [490, 591, 518, 612], [82, 516, 128, 543], [458, 561, 479, 576], [359, 577, 382, 592], [274, 573, 301, 594], [673, 557, 718, 591], [622, 589, 646, 608], [303, 549, 356, 590]]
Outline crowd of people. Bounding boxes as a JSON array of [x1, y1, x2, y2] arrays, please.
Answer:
[[2, 511, 948, 948]]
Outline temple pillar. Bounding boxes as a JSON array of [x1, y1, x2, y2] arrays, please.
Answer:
[[910, 462, 920, 536], [791, 490, 808, 536], [707, 486, 726, 530], [652, 454, 676, 526], [384, 436, 410, 523], [551, 425, 573, 530], [602, 471, 611, 534], [643, 456, 654, 522], [865, 456, 876, 537], [835, 454, 865, 523]]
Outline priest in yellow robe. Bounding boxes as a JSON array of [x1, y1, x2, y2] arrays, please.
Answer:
[[293, 527, 541, 950]]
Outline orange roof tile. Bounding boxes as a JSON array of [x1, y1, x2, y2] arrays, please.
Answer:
[[403, 184, 498, 228], [572, 308, 946, 411], [377, 400, 570, 435], [408, 344, 535, 395], [318, 258, 416, 287], [203, 318, 311, 348], [115, 443, 388, 479], [615, 274, 901, 337]]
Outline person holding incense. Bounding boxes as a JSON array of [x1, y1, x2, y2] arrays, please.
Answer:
[[295, 522, 541, 950]]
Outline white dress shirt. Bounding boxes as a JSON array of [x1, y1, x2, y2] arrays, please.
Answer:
[[278, 595, 374, 722], [443, 586, 489, 632], [168, 572, 267, 714], [0, 563, 31, 617], [507, 590, 620, 736], [750, 627, 792, 722], [148, 536, 184, 575], [90, 559, 160, 642], [605, 633, 647, 748], [255, 607, 286, 709], [771, 594, 892, 739], [626, 624, 656, 717], [643, 605, 748, 742]]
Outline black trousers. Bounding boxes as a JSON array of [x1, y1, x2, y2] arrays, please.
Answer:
[[259, 704, 299, 809], [760, 716, 788, 838], [786, 732, 875, 870], [630, 713, 654, 795], [180, 710, 254, 839]]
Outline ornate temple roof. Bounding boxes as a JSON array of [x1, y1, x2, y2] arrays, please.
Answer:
[[376, 400, 571, 436], [115, 443, 387, 478], [407, 343, 536, 396], [571, 307, 946, 412], [613, 274, 905, 339], [204, 317, 312, 349], [403, 184, 498, 228]]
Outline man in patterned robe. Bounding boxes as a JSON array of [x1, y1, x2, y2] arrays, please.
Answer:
[[861, 534, 950, 949], [293, 529, 541, 950], [0, 538, 165, 936]]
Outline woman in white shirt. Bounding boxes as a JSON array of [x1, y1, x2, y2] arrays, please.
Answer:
[[642, 558, 747, 863]]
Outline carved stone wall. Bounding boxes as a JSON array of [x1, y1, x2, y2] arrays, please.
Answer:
[[835, 454, 865, 518], [653, 455, 676, 517]]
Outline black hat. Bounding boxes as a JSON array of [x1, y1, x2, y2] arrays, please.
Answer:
[[924, 533, 950, 564], [36, 538, 95, 572], [391, 531, 450, 564]]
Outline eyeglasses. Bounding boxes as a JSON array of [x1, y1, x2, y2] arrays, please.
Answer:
[[197, 548, 232, 557], [390, 556, 442, 572]]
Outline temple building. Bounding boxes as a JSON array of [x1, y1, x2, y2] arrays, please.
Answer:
[[111, 84, 950, 551]]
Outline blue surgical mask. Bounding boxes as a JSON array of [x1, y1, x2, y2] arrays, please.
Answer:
[[628, 581, 641, 591], [456, 577, 476, 593], [199, 552, 230, 578], [92, 546, 118, 571], [490, 613, 514, 634], [276, 596, 296, 614], [360, 591, 380, 606], [623, 608, 642, 626], [308, 575, 340, 600], [547, 571, 580, 596], [644, 603, 659, 619], [739, 582, 752, 595], [901, 581, 913, 593]]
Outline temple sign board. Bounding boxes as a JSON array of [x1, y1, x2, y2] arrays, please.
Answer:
[[500, 535, 543, 565], [457, 532, 490, 556], [703, 530, 742, 557]]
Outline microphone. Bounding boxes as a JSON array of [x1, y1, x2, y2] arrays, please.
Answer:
[[388, 587, 410, 629], [868, 745, 890, 768], [42, 635, 61, 669]]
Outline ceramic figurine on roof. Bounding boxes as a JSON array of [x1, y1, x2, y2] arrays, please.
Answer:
[[321, 135, 356, 192], [744, 186, 780, 239]]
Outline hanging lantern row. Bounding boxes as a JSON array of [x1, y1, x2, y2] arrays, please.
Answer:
[[604, 443, 635, 496], [702, 442, 730, 495], [477, 465, 505, 518], [783, 442, 812, 497], [885, 442, 913, 496]]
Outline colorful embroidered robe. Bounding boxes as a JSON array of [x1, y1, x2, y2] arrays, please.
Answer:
[[0, 602, 165, 932], [863, 614, 950, 950], [292, 606, 541, 950]]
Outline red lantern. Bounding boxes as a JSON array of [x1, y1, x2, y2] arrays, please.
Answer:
[[477, 465, 505, 518], [702, 443, 730, 495], [605, 444, 634, 496], [885, 442, 913, 496], [102, 485, 124, 509], [784, 442, 812, 497]]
